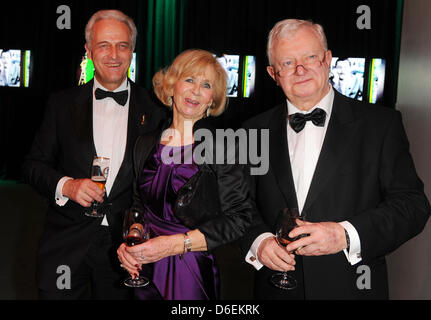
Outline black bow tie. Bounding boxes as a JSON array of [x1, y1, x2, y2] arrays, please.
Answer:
[[289, 108, 327, 133], [95, 88, 129, 106]]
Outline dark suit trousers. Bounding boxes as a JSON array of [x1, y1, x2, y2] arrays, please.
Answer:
[[39, 226, 132, 300]]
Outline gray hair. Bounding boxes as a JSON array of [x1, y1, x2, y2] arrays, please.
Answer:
[[267, 19, 328, 66], [85, 10, 137, 50]]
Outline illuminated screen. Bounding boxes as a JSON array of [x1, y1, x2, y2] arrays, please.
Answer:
[[0, 49, 31, 87], [78, 52, 137, 85], [216, 54, 240, 97], [242, 55, 256, 98], [330, 57, 365, 101], [368, 59, 386, 104]]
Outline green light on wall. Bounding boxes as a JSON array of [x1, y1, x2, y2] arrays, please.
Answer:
[[145, 0, 184, 88], [86, 58, 95, 83]]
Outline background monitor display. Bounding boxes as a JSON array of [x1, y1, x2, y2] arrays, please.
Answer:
[[128, 53, 137, 83], [368, 58, 386, 104], [242, 55, 256, 98], [330, 57, 366, 101], [0, 49, 31, 87], [78, 52, 137, 85], [329, 57, 386, 105], [216, 54, 240, 97], [215, 54, 256, 98]]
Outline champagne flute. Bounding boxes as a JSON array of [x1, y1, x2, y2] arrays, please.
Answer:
[[85, 156, 109, 218], [123, 209, 150, 288], [270, 208, 302, 290]]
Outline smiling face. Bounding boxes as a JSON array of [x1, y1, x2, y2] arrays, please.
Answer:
[[172, 68, 215, 124], [85, 18, 133, 91], [267, 26, 332, 110]]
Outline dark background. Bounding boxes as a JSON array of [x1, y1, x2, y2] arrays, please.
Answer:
[[0, 0, 402, 181]]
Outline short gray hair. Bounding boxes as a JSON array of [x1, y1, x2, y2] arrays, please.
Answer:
[[85, 10, 137, 50], [267, 19, 328, 66]]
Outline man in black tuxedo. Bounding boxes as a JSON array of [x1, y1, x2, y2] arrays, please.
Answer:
[[22, 10, 166, 299], [241, 19, 431, 299]]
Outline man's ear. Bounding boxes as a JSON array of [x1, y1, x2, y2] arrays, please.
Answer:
[[267, 66, 278, 85], [325, 50, 332, 67], [85, 43, 92, 60]]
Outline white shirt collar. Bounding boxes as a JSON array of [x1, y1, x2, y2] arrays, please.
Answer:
[[93, 77, 129, 93], [286, 86, 334, 120]]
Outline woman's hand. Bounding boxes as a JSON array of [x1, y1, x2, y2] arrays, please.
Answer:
[[124, 234, 184, 265], [117, 243, 141, 278], [117, 230, 208, 270]]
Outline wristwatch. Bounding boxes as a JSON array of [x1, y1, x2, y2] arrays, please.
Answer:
[[184, 232, 192, 253]]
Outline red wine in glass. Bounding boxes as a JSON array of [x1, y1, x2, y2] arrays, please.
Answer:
[[123, 211, 150, 288], [125, 235, 144, 247], [276, 234, 295, 247], [125, 223, 146, 246], [276, 220, 301, 246], [271, 208, 301, 290]]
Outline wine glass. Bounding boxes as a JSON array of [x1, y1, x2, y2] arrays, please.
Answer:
[[123, 209, 150, 288], [270, 208, 302, 290], [85, 156, 110, 218]]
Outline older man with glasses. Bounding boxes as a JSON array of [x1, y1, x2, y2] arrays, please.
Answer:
[[240, 19, 430, 300]]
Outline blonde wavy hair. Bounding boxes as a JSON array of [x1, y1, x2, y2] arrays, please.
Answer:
[[153, 49, 228, 117]]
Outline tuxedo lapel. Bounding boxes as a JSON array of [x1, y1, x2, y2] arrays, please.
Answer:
[[68, 81, 97, 167], [269, 102, 299, 209], [108, 81, 141, 199], [125, 81, 142, 158], [303, 92, 356, 218]]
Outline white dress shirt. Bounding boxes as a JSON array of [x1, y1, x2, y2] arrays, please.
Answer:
[[246, 88, 362, 269], [55, 78, 130, 226]]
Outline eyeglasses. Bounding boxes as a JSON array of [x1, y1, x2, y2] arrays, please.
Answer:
[[273, 51, 328, 77]]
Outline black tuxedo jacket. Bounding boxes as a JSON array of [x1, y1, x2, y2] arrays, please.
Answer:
[[22, 80, 167, 291], [240, 90, 431, 299]]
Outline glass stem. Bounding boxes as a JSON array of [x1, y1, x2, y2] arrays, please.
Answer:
[[92, 201, 99, 213]]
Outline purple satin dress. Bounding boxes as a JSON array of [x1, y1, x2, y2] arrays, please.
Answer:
[[135, 143, 220, 300]]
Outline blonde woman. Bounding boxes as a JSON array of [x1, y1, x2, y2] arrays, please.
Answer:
[[117, 49, 254, 300]]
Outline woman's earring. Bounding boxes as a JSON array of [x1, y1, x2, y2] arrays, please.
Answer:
[[168, 96, 174, 110], [206, 102, 213, 117]]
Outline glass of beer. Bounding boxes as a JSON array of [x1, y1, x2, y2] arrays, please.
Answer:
[[85, 156, 110, 218]]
